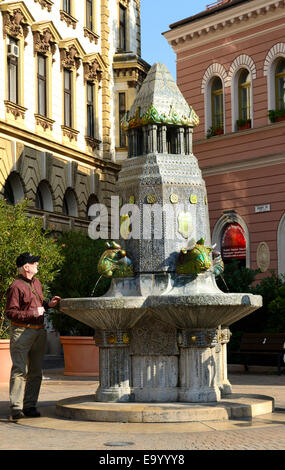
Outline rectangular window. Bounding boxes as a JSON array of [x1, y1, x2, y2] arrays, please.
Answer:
[[63, 0, 71, 14], [7, 37, 19, 104], [119, 4, 127, 51], [119, 92, 126, 147], [87, 82, 94, 138], [64, 69, 72, 127], [86, 0, 93, 30], [37, 54, 47, 116]]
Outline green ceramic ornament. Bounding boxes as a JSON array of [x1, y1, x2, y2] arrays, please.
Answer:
[[98, 241, 134, 278], [176, 237, 213, 275]]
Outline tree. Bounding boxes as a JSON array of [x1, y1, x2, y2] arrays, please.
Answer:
[[0, 199, 64, 338], [47, 231, 111, 336]]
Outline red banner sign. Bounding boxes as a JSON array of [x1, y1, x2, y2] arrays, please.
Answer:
[[221, 223, 246, 259]]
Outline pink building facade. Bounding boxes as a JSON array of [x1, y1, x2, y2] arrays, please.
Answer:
[[164, 0, 285, 279]]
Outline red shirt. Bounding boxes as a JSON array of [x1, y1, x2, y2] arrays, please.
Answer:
[[5, 275, 47, 326]]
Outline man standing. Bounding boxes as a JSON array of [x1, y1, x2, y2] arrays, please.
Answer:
[[5, 252, 60, 422]]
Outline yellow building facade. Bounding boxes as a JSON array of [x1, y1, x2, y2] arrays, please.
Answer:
[[0, 0, 149, 231]]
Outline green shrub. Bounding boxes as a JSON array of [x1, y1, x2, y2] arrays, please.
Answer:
[[47, 231, 111, 336], [216, 260, 259, 294], [266, 284, 285, 333], [268, 108, 285, 122], [216, 262, 285, 358], [0, 199, 64, 338]]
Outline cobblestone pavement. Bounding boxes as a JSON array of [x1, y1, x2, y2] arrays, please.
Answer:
[[0, 366, 285, 451]]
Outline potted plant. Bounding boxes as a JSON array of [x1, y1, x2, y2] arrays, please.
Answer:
[[206, 126, 224, 139], [48, 231, 111, 376], [0, 198, 63, 383], [268, 109, 285, 123], [236, 118, 251, 130]]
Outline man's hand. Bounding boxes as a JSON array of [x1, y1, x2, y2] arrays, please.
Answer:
[[48, 296, 61, 308], [34, 306, 45, 317]]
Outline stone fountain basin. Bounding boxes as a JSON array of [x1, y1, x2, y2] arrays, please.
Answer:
[[60, 292, 262, 331]]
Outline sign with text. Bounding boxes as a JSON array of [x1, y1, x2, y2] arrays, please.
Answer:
[[221, 223, 246, 259]]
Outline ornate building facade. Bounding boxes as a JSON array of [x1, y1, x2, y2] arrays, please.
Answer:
[[164, 0, 285, 278], [0, 0, 149, 231]]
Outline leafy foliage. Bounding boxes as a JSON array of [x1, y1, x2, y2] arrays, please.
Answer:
[[0, 199, 64, 338], [217, 261, 285, 358], [48, 231, 111, 336], [266, 284, 285, 333]]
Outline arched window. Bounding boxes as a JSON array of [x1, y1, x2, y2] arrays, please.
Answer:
[[3, 173, 24, 205], [87, 194, 99, 220], [275, 58, 285, 111], [238, 69, 251, 122], [35, 181, 53, 211], [212, 212, 250, 268], [62, 188, 78, 217], [211, 77, 224, 131]]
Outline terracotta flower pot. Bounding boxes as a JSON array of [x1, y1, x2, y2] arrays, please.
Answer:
[[275, 115, 285, 122], [0, 340, 12, 383], [238, 122, 251, 131], [60, 336, 99, 376]]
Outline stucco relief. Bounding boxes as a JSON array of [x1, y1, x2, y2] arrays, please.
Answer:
[[257, 242, 270, 273]]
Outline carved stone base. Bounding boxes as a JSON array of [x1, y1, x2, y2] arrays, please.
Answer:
[[95, 346, 131, 403], [179, 347, 221, 403], [131, 355, 178, 402]]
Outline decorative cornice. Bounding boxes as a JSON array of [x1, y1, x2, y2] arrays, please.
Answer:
[[83, 53, 107, 83], [61, 125, 79, 142], [34, 0, 53, 12], [59, 9, 77, 29], [119, 0, 130, 8], [4, 100, 27, 119], [122, 103, 199, 131], [85, 136, 101, 150], [35, 114, 55, 131], [0, 1, 35, 40], [32, 21, 61, 55], [164, 0, 285, 50], [59, 39, 85, 71], [0, 118, 120, 170], [83, 26, 99, 44], [113, 61, 149, 88]]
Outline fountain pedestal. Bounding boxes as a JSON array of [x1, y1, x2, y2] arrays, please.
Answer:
[[178, 329, 221, 402], [58, 63, 266, 419], [94, 330, 132, 402]]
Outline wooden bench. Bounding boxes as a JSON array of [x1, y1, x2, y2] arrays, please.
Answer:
[[231, 333, 285, 375]]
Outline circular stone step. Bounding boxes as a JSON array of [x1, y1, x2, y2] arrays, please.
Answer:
[[56, 393, 274, 423]]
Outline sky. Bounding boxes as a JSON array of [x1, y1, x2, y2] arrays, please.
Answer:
[[140, 0, 210, 79]]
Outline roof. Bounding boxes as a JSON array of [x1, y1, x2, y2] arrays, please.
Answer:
[[168, 0, 253, 30], [121, 62, 199, 130]]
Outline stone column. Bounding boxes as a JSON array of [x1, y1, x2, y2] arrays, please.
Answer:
[[148, 125, 158, 153], [185, 127, 193, 155], [142, 126, 148, 154], [219, 327, 232, 396], [94, 330, 132, 402], [128, 131, 133, 158], [158, 125, 167, 153], [130, 129, 136, 157], [178, 329, 221, 402], [177, 127, 185, 155]]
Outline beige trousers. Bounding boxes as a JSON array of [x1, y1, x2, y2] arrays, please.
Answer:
[[9, 325, 47, 412]]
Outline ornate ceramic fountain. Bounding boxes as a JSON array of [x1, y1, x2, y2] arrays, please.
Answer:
[[59, 63, 262, 407]]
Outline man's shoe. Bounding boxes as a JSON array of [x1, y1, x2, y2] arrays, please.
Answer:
[[9, 411, 25, 422], [23, 407, 41, 418]]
